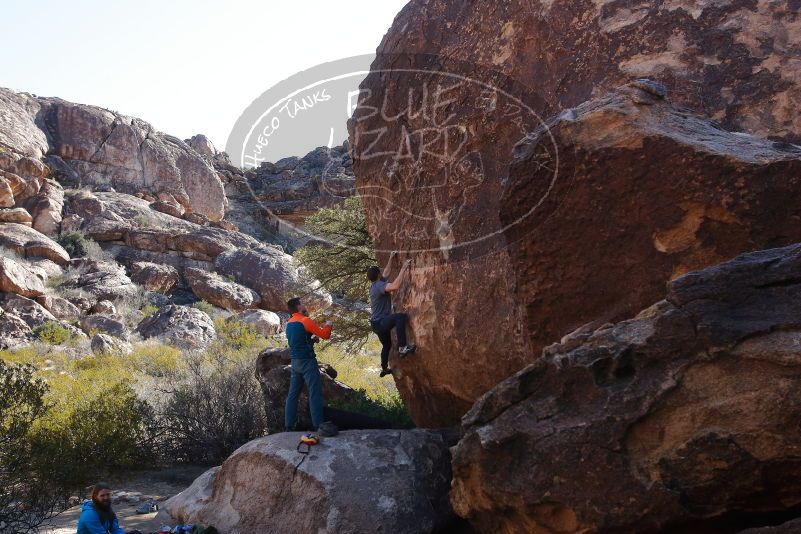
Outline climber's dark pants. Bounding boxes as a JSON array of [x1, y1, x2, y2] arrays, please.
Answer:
[[370, 313, 409, 370]]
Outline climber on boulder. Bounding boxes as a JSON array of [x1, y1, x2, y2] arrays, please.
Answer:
[[284, 297, 338, 437], [367, 253, 416, 377]]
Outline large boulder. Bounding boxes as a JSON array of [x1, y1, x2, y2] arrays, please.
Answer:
[[450, 242, 801, 533], [349, 0, 801, 428], [500, 83, 801, 391], [0, 223, 69, 265], [355, 0, 801, 145], [162, 429, 456, 534], [60, 260, 138, 302], [215, 248, 331, 312], [0, 309, 33, 348], [35, 294, 81, 322], [80, 314, 130, 341], [136, 305, 215, 349], [90, 333, 132, 355], [0, 208, 32, 225], [351, 80, 801, 426], [0, 294, 57, 329], [130, 261, 179, 293], [186, 134, 217, 160], [26, 178, 63, 237], [233, 309, 281, 336], [184, 267, 261, 312], [0, 89, 49, 159], [255, 348, 356, 433], [0, 256, 45, 298]]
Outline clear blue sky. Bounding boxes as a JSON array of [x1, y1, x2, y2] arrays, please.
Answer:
[[1, 0, 408, 149]]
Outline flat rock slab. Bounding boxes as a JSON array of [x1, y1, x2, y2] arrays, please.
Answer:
[[164, 429, 456, 534]]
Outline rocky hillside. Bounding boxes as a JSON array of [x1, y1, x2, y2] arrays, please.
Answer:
[[0, 86, 353, 350]]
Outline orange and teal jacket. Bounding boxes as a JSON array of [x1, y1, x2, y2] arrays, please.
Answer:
[[286, 313, 332, 360]]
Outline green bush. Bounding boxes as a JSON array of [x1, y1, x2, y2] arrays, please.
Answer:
[[294, 197, 375, 349], [57, 232, 112, 262], [329, 388, 413, 428], [33, 322, 72, 345], [57, 232, 90, 258], [191, 300, 214, 316], [0, 360, 71, 532], [140, 302, 159, 318], [214, 319, 263, 351], [30, 374, 151, 487]]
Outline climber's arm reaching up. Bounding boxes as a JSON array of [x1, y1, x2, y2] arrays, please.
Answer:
[[385, 259, 412, 293], [382, 251, 397, 280]]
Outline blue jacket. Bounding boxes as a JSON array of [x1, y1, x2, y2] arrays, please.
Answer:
[[76, 500, 125, 534], [286, 313, 332, 359]]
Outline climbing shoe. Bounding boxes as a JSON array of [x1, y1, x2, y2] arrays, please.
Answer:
[[399, 344, 416, 356], [318, 421, 339, 437], [379, 367, 393, 377]]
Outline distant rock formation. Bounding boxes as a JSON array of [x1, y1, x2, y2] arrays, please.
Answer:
[[451, 241, 801, 533], [0, 86, 337, 350], [0, 87, 227, 221], [218, 143, 355, 243]]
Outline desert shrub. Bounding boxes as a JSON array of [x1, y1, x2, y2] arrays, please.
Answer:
[[57, 232, 90, 258], [29, 365, 151, 487], [128, 341, 182, 377], [213, 318, 265, 351], [0, 360, 70, 533], [191, 300, 214, 316], [57, 232, 113, 262], [140, 302, 158, 318], [45, 273, 65, 289], [133, 213, 156, 228], [114, 285, 156, 327], [149, 346, 267, 463], [33, 322, 72, 345]]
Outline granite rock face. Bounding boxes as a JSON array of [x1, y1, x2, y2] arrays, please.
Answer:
[[136, 305, 216, 349], [450, 242, 801, 533], [349, 0, 801, 428], [352, 82, 801, 427], [162, 429, 456, 534], [502, 84, 801, 374]]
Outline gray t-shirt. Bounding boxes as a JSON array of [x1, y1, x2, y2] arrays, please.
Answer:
[[369, 280, 393, 322]]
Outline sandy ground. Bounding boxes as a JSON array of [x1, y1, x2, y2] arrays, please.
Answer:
[[38, 465, 210, 534]]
